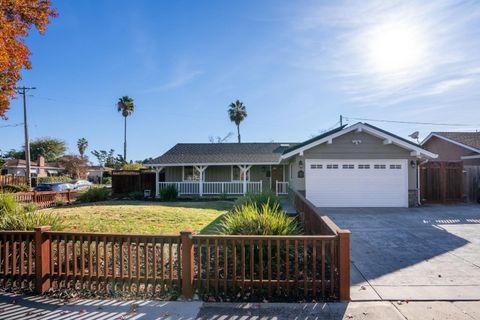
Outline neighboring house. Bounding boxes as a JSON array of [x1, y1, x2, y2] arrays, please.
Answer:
[[421, 132, 480, 165], [86, 166, 112, 183], [0, 156, 63, 177], [147, 122, 437, 207]]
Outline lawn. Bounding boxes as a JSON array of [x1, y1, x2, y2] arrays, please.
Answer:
[[42, 200, 233, 235]]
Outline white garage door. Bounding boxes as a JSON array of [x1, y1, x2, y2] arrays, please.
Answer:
[[305, 159, 408, 207]]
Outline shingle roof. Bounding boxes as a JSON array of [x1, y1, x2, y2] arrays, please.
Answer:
[[282, 125, 347, 154], [149, 143, 297, 165], [433, 132, 480, 151]]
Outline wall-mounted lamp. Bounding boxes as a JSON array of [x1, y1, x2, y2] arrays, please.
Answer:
[[410, 160, 416, 168], [298, 160, 304, 170]]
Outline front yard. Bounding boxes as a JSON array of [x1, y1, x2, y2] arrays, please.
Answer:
[[42, 200, 233, 234]]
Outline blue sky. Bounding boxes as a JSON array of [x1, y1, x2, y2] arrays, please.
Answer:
[[2, 0, 480, 163]]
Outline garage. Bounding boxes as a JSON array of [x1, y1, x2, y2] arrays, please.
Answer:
[[305, 159, 409, 207]]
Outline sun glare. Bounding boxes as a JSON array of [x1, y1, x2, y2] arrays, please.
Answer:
[[366, 22, 427, 74]]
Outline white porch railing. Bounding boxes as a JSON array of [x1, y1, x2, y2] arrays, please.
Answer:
[[158, 181, 262, 196], [276, 181, 289, 196]]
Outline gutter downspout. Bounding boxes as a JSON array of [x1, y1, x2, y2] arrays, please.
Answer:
[[417, 159, 429, 206]]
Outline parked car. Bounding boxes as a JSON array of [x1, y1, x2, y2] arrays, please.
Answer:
[[70, 180, 93, 190], [34, 183, 75, 192]]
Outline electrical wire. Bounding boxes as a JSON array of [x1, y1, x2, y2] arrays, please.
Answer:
[[0, 123, 23, 129], [343, 116, 480, 127]]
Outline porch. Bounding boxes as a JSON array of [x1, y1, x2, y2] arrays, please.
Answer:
[[152, 164, 290, 197]]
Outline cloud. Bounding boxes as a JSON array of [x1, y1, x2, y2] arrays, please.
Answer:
[[144, 59, 203, 93], [286, 0, 480, 107]]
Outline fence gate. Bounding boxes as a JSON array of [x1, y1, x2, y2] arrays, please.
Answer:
[[420, 161, 463, 203]]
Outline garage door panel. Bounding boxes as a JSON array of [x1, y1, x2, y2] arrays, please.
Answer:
[[305, 159, 408, 207]]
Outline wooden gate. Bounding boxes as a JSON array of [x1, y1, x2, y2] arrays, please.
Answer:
[[420, 161, 463, 203]]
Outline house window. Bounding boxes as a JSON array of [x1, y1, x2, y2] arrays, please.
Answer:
[[374, 164, 386, 169], [358, 164, 370, 169], [310, 164, 322, 169], [390, 164, 402, 169], [183, 166, 201, 181], [326, 164, 338, 169], [342, 164, 354, 169], [232, 166, 250, 181]]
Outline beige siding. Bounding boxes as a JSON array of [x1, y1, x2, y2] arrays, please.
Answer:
[[164, 166, 182, 181], [287, 156, 306, 191], [205, 166, 230, 182]]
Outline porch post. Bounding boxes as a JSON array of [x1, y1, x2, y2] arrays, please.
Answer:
[[195, 165, 207, 197], [155, 167, 163, 198], [238, 165, 251, 195]]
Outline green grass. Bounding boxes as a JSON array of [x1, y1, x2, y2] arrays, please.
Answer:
[[41, 200, 233, 235]]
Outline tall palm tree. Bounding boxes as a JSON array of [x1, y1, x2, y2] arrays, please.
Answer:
[[117, 96, 135, 161], [77, 138, 88, 160], [228, 100, 247, 143]]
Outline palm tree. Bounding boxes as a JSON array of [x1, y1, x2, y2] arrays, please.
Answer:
[[117, 96, 135, 161], [77, 138, 88, 159], [228, 100, 247, 143]]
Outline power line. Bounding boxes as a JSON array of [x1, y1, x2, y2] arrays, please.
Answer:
[[0, 123, 23, 128], [343, 116, 480, 127]]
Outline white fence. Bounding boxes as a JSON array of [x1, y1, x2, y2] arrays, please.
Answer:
[[158, 181, 262, 196], [276, 181, 289, 195]]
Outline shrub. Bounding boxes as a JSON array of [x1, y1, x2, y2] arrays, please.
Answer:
[[220, 203, 302, 235], [38, 175, 72, 184], [0, 193, 62, 230], [233, 192, 281, 211], [129, 191, 144, 200], [102, 176, 112, 185], [1, 184, 29, 193], [160, 185, 178, 201], [76, 187, 111, 203]]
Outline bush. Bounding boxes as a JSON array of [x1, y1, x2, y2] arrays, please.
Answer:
[[102, 176, 112, 185], [233, 192, 282, 211], [76, 187, 111, 203], [1, 184, 29, 193], [220, 202, 302, 235], [160, 185, 178, 201], [129, 191, 144, 200], [0, 193, 62, 230], [38, 176, 72, 184]]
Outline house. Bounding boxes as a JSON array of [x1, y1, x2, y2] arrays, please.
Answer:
[[1, 156, 63, 177], [421, 132, 480, 165], [147, 122, 437, 207]]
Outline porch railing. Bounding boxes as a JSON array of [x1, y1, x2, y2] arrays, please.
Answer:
[[158, 181, 262, 196], [276, 181, 289, 195]]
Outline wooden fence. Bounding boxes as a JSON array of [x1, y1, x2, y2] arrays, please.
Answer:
[[420, 161, 463, 203], [464, 165, 480, 203], [112, 170, 156, 197], [0, 221, 350, 301], [0, 175, 27, 187], [12, 190, 79, 208]]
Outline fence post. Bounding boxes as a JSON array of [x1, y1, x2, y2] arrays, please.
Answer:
[[67, 190, 71, 203], [35, 226, 51, 294], [180, 230, 194, 299], [33, 190, 37, 203], [338, 229, 351, 300]]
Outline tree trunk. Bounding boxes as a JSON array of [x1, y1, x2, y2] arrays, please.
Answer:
[[237, 124, 241, 143], [124, 116, 127, 161]]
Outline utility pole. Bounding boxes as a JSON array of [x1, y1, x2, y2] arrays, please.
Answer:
[[14, 86, 36, 187]]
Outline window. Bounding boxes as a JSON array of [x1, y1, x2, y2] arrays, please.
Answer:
[[183, 166, 201, 181], [326, 164, 339, 169], [342, 164, 354, 169], [374, 164, 386, 169], [232, 166, 250, 181], [358, 164, 370, 169], [310, 164, 323, 169], [390, 164, 402, 169]]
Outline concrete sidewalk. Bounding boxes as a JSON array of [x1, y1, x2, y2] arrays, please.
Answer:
[[197, 301, 480, 320]]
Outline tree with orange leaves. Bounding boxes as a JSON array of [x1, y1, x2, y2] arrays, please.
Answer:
[[0, 0, 56, 119]]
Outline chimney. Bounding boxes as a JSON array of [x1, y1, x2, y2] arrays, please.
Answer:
[[38, 156, 45, 168], [37, 156, 46, 177]]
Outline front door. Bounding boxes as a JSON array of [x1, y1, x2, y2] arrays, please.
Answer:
[[271, 165, 284, 191]]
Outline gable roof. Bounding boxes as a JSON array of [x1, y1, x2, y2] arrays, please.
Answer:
[[422, 132, 480, 153], [148, 143, 296, 166], [282, 125, 347, 154], [281, 122, 437, 159], [4, 159, 63, 169]]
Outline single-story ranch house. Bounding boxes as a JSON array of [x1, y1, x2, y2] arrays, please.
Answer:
[[147, 122, 437, 207], [421, 132, 480, 165]]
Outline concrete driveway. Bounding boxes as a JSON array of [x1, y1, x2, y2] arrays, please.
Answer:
[[323, 205, 480, 301]]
